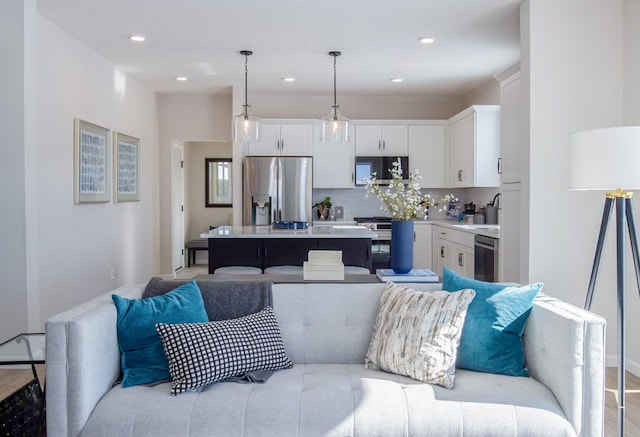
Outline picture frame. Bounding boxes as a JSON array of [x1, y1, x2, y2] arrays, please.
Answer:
[[74, 119, 111, 204], [113, 131, 140, 202]]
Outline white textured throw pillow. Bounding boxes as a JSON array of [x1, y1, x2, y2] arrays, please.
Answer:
[[365, 282, 475, 389], [156, 306, 292, 395]]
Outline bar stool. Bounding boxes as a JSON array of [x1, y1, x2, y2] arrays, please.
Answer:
[[213, 266, 263, 275], [263, 266, 303, 275]]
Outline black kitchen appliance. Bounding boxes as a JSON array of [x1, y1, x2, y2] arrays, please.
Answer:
[[474, 234, 498, 282], [354, 216, 393, 270], [354, 156, 409, 185]]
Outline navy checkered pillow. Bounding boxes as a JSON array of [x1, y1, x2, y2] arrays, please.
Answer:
[[156, 306, 292, 395]]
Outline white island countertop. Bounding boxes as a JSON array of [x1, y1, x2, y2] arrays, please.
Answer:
[[201, 225, 378, 239]]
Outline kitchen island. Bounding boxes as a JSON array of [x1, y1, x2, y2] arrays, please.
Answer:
[[200, 225, 377, 274]]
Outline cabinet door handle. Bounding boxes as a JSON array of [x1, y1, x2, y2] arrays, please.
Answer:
[[382, 140, 386, 151], [458, 170, 463, 182], [498, 157, 502, 174], [378, 140, 382, 151], [458, 252, 464, 267], [413, 231, 416, 242], [257, 246, 261, 257], [440, 246, 445, 258]]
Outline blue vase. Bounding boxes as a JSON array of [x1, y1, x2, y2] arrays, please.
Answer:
[[391, 220, 414, 274]]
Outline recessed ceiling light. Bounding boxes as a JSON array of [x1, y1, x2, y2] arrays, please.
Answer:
[[391, 78, 404, 83], [419, 37, 435, 44], [175, 77, 188, 82], [129, 35, 146, 42], [282, 77, 296, 82]]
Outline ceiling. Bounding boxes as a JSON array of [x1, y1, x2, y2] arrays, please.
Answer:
[[36, 0, 521, 97]]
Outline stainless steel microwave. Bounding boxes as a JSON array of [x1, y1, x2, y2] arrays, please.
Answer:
[[355, 156, 409, 185]]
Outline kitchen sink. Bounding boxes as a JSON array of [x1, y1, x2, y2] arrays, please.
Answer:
[[452, 224, 500, 230]]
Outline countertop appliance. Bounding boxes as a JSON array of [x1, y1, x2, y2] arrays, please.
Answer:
[[243, 156, 313, 226], [354, 216, 392, 269], [474, 234, 498, 282], [355, 156, 409, 185]]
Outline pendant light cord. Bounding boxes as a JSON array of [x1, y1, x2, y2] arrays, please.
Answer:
[[329, 51, 341, 121], [239, 50, 253, 119], [244, 53, 249, 117]]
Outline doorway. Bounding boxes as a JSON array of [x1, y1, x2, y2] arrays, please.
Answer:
[[171, 143, 184, 272]]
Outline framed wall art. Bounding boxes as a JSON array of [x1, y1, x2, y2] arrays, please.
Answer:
[[74, 119, 111, 204], [113, 132, 140, 202]]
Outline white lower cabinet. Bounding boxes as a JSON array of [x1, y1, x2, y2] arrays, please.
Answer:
[[432, 225, 474, 278], [412, 223, 432, 269]]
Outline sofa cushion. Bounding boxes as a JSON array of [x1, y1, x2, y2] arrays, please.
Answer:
[[365, 282, 475, 389], [112, 280, 208, 387], [81, 364, 576, 437], [442, 268, 543, 376], [156, 307, 292, 395]]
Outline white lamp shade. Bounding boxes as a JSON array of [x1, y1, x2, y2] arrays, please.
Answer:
[[569, 126, 640, 190]]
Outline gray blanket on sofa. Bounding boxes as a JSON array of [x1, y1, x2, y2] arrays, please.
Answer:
[[143, 276, 276, 384], [143, 276, 273, 321]]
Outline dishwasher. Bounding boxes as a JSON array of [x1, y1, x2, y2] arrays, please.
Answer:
[[474, 234, 499, 282]]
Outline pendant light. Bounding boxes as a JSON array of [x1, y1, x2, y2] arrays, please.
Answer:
[[232, 50, 261, 142], [320, 51, 349, 143]]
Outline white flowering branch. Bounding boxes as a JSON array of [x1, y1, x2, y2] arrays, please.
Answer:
[[364, 159, 456, 221]]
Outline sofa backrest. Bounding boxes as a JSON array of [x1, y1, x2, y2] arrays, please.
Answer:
[[272, 282, 443, 364]]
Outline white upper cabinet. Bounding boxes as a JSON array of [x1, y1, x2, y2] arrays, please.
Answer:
[[408, 124, 446, 188], [447, 105, 500, 188], [355, 124, 408, 156], [248, 121, 313, 156], [313, 125, 355, 188], [499, 71, 523, 184]]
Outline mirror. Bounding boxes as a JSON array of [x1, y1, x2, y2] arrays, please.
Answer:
[[205, 158, 232, 207]]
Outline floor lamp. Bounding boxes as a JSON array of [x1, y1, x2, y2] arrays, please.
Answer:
[[569, 126, 640, 437]]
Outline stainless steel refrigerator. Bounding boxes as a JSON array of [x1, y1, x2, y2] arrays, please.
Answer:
[[243, 156, 313, 226]]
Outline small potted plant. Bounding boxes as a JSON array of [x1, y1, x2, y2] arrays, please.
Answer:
[[314, 196, 332, 220]]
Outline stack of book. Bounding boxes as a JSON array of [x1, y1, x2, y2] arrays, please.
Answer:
[[303, 250, 344, 280], [375, 268, 440, 283]]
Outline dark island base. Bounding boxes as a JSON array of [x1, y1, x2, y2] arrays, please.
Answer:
[[193, 273, 383, 284]]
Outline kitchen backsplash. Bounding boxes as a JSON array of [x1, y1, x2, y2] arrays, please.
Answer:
[[313, 187, 500, 221]]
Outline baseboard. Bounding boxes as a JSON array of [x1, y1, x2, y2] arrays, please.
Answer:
[[606, 354, 640, 377]]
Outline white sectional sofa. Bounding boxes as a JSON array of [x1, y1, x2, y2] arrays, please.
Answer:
[[45, 281, 605, 437]]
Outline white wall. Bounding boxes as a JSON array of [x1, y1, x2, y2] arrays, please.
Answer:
[[623, 0, 640, 372], [0, 0, 34, 339], [157, 93, 232, 273], [524, 0, 625, 363], [27, 16, 161, 327], [184, 141, 233, 241], [250, 93, 466, 120], [462, 79, 501, 107]]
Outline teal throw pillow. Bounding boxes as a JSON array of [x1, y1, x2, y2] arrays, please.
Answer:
[[442, 268, 543, 377], [112, 280, 208, 387]]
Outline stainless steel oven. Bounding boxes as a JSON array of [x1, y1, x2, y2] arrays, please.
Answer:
[[355, 217, 392, 270], [474, 234, 499, 282]]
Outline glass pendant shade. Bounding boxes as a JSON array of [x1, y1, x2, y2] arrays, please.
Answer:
[[232, 50, 261, 142], [320, 51, 349, 143], [232, 105, 261, 142], [321, 106, 349, 142]]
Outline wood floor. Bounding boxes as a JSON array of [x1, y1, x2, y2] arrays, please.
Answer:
[[605, 369, 640, 437], [0, 366, 638, 435]]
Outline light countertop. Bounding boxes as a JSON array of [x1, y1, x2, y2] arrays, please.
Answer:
[[426, 219, 500, 239], [201, 225, 378, 239]]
